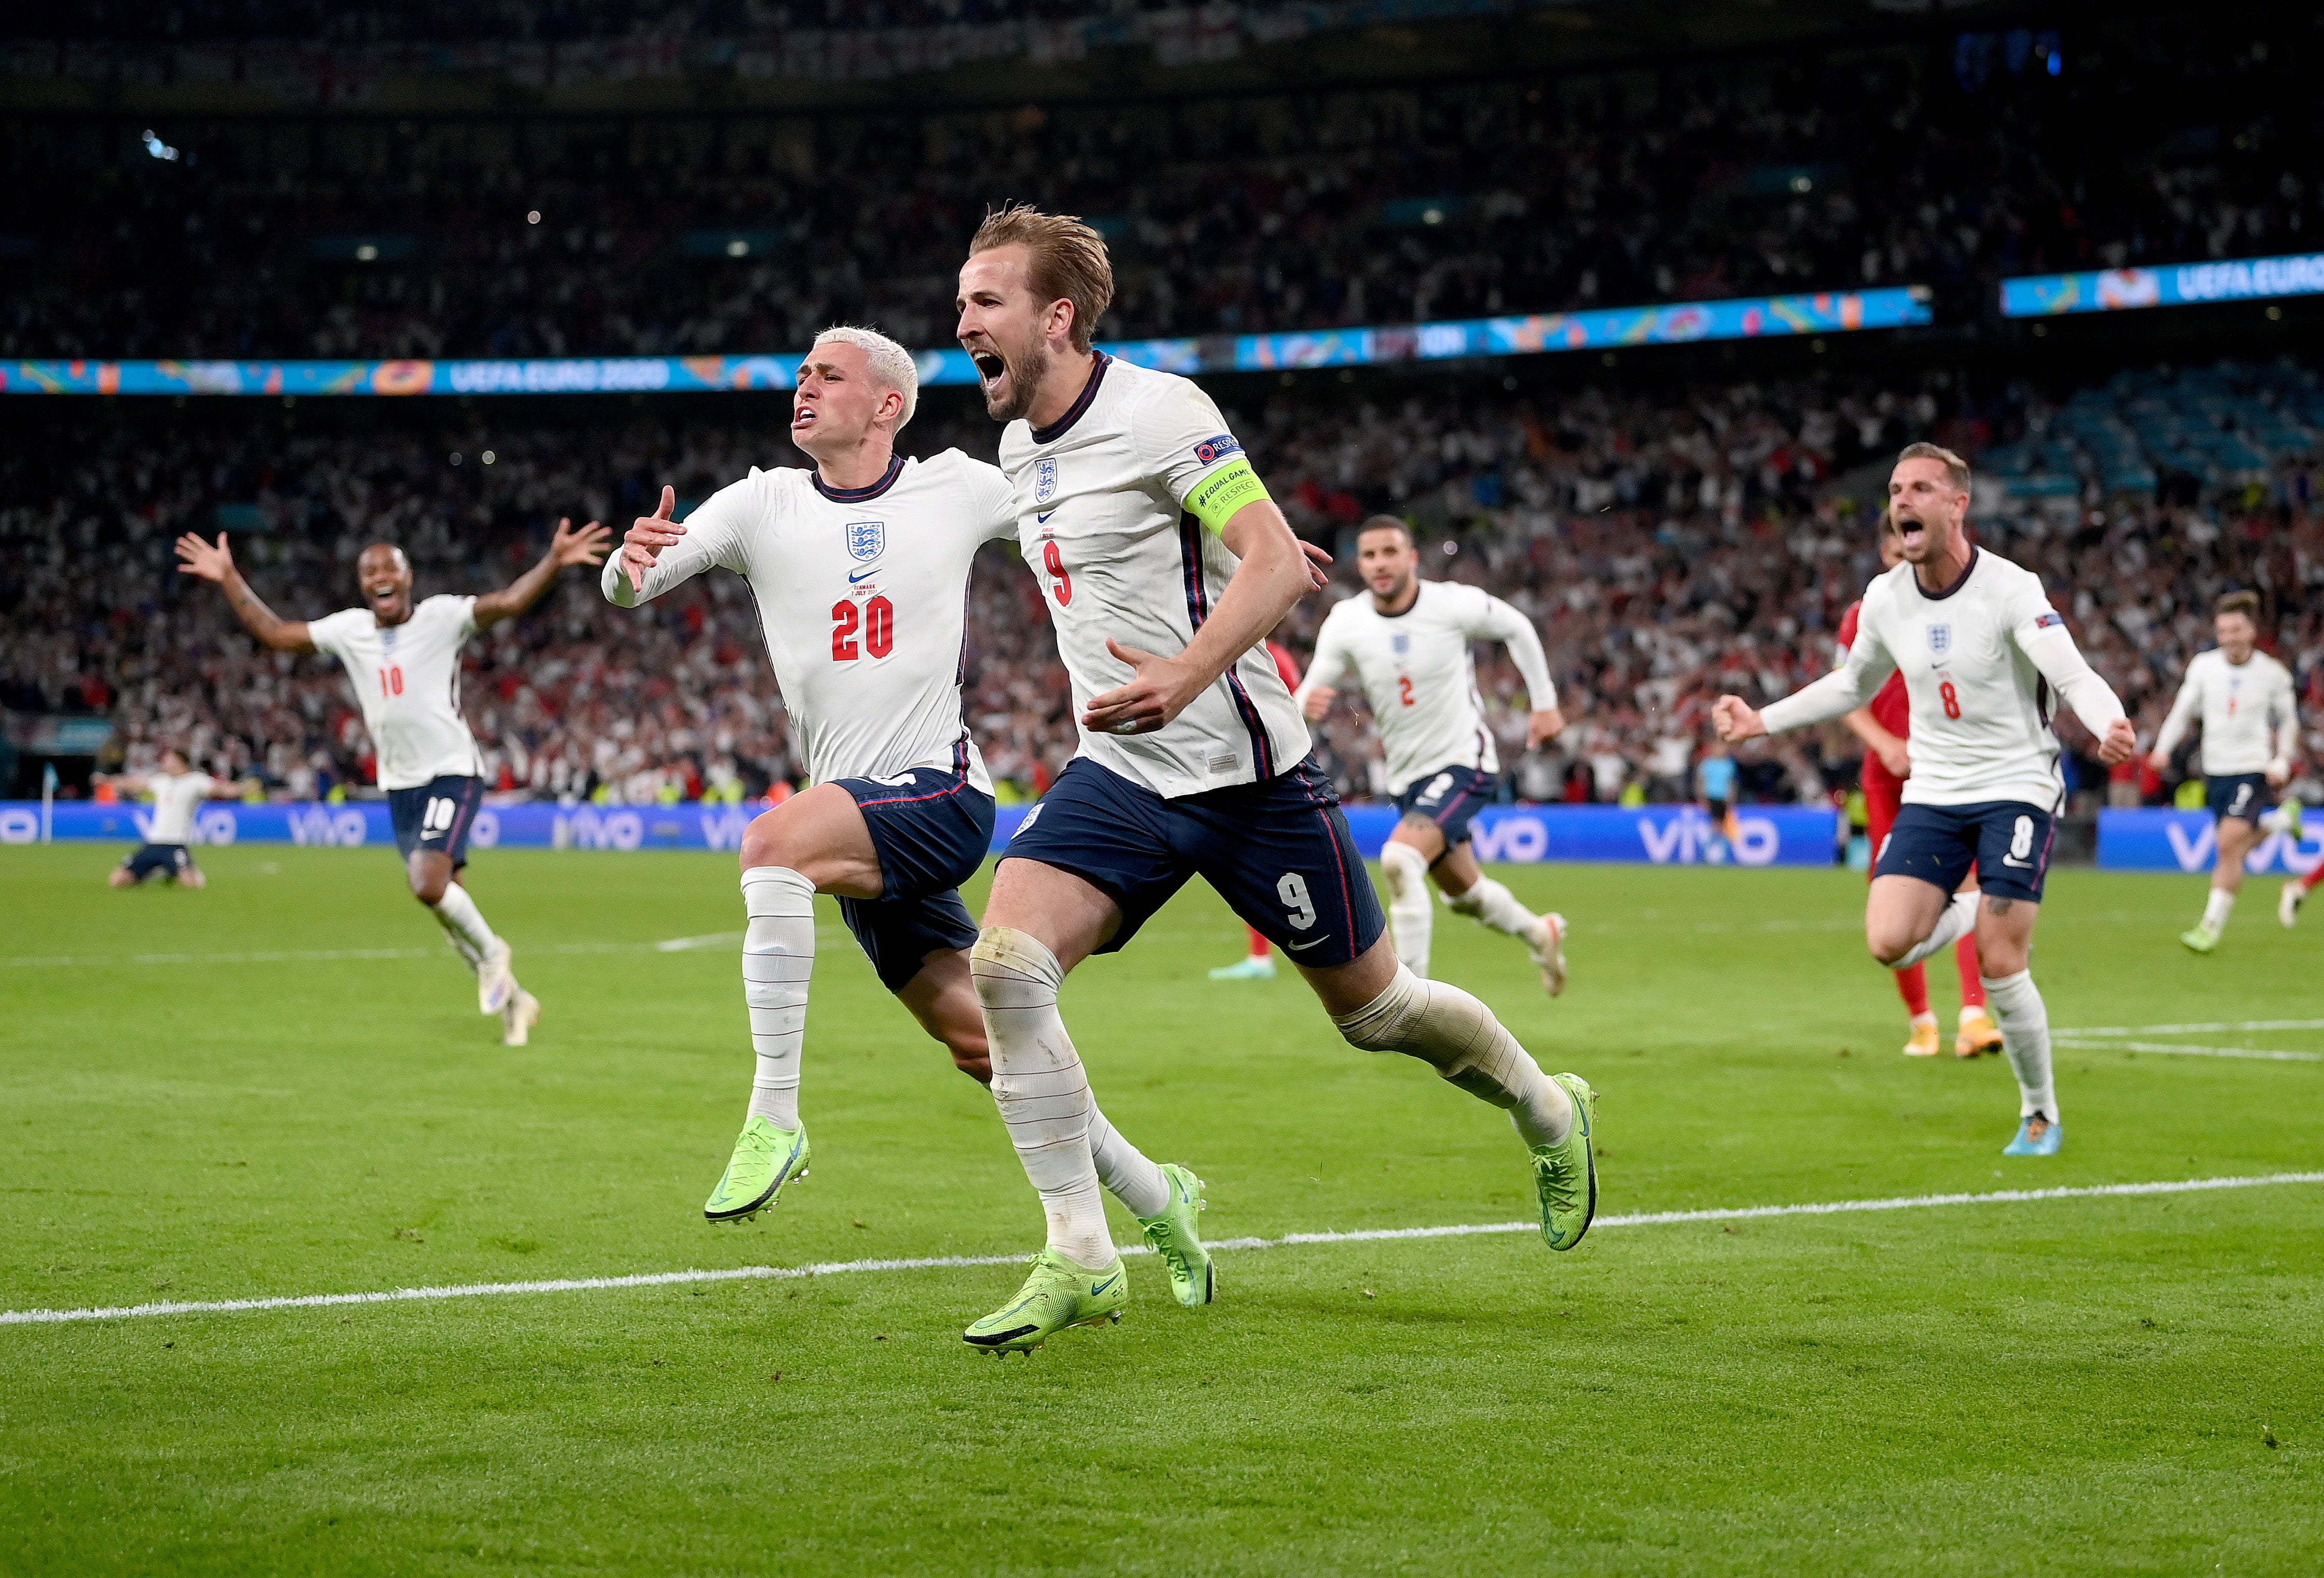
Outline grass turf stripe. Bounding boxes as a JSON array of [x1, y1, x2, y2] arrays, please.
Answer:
[[7, 1171, 2320, 1329]]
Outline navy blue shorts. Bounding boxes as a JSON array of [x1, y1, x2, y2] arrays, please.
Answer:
[[1394, 764, 1497, 856], [121, 842, 193, 882], [1003, 757, 1386, 967], [2206, 773, 2271, 824], [832, 767, 995, 992], [388, 774, 487, 866], [1874, 799, 2057, 904]]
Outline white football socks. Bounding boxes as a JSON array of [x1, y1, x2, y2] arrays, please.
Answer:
[[429, 882, 497, 972], [1981, 970, 2057, 1120], [1380, 840, 1435, 977], [1085, 1104, 1170, 1218], [740, 866, 816, 1131], [971, 927, 1114, 1271], [1332, 962, 1572, 1147], [2201, 887, 2236, 931], [1445, 873, 1543, 938], [1890, 889, 1979, 968]]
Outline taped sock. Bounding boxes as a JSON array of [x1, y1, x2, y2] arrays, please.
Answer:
[[1333, 963, 1571, 1146], [740, 866, 816, 1131], [1381, 840, 1435, 978], [971, 928, 1113, 1270], [1982, 970, 2057, 1121]]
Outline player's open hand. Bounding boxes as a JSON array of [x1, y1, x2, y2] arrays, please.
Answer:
[[1084, 638, 1196, 736], [550, 516, 612, 569], [1301, 683, 1337, 723], [1299, 539, 1333, 592], [1712, 695, 1765, 744], [2266, 758, 2292, 788], [1527, 706, 1567, 749], [2096, 717, 2138, 765], [174, 532, 236, 582], [1875, 738, 1912, 779], [620, 486, 684, 592]]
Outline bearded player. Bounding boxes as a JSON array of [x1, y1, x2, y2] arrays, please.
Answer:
[[1839, 510, 2002, 1060], [1715, 443, 2136, 1156], [1296, 515, 1569, 994], [175, 520, 609, 1044], [953, 205, 1598, 1355], [604, 326, 1209, 1301], [2144, 590, 2304, 949]]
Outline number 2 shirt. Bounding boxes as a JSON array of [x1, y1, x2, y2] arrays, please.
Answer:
[[308, 594, 485, 790], [602, 451, 1014, 792]]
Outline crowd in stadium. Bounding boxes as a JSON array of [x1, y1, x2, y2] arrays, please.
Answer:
[[7, 361, 2320, 811], [4, 21, 2312, 360]]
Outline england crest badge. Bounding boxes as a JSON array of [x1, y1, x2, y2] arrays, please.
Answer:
[[846, 520, 885, 562], [1391, 633, 1411, 657], [1927, 622, 1952, 657], [1034, 457, 1058, 506]]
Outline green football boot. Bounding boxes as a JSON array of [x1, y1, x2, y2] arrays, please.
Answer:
[[2179, 923, 2220, 955], [1137, 1163, 1215, 1308], [962, 1248, 1128, 1355], [1530, 1072, 1599, 1251], [702, 1116, 810, 1223]]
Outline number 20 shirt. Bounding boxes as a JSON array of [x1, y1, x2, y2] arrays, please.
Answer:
[[601, 452, 1013, 792], [307, 594, 486, 791]]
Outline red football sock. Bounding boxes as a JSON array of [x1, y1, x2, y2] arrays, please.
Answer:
[[1246, 924, 1271, 960], [1893, 960, 1930, 1016], [2303, 865, 2324, 895], [1954, 936, 1985, 1008]]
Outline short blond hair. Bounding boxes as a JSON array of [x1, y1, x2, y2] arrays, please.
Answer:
[[968, 203, 1115, 352], [811, 324, 918, 430], [1897, 441, 1971, 495]]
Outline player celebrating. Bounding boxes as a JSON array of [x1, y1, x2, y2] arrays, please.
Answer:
[[603, 327, 1208, 1297], [1839, 511, 2002, 1059], [102, 745, 252, 889], [2146, 590, 2303, 950], [174, 520, 609, 1044], [954, 205, 1598, 1355], [1295, 515, 1569, 994], [1714, 443, 2136, 1156]]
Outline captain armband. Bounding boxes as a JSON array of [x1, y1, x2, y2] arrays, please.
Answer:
[[1184, 458, 1272, 535]]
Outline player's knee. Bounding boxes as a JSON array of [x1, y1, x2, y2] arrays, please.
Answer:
[[1332, 962, 1423, 1051], [737, 813, 790, 873], [970, 927, 1061, 1004], [108, 868, 133, 888], [1380, 839, 1428, 899], [411, 869, 450, 905], [1865, 921, 1914, 968]]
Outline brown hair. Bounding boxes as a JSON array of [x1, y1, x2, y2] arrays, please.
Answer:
[[968, 203, 1115, 352], [1357, 514, 1414, 545], [1896, 441, 1971, 494], [2217, 590, 2261, 622]]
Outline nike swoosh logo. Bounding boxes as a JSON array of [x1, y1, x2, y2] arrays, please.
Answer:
[[1090, 1272, 1122, 1296], [1283, 935, 1332, 951], [848, 565, 881, 583], [1036, 510, 1055, 524]]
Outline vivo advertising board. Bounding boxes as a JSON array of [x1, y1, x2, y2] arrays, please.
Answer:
[[9, 801, 1840, 866], [2097, 810, 2323, 875]]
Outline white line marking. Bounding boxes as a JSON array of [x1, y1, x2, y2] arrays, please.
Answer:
[[2056, 1019, 2324, 1036], [2052, 1039, 2323, 1063], [653, 931, 744, 953], [8, 1171, 2318, 1329], [3, 934, 749, 970]]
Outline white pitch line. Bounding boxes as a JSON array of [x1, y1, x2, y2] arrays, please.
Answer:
[[8, 1171, 2319, 1329], [2056, 1019, 2324, 1037], [2, 934, 748, 970], [2053, 1038, 2323, 1064]]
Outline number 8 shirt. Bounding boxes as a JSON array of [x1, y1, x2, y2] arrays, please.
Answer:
[[601, 452, 1014, 791], [307, 594, 486, 790]]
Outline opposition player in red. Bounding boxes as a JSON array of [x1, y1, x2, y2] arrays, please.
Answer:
[[1839, 511, 2002, 1061], [1209, 634, 1306, 980]]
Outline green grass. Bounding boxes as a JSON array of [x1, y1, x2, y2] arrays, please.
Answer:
[[3, 842, 2320, 1575]]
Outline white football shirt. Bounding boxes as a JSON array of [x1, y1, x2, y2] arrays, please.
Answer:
[[1298, 581, 1557, 795], [2153, 647, 2298, 776], [1761, 547, 2124, 810], [143, 770, 217, 844], [602, 451, 1011, 793], [307, 594, 485, 792], [996, 353, 1309, 798]]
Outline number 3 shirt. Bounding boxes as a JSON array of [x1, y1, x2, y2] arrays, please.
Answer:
[[1296, 581, 1556, 796], [602, 452, 1014, 792], [308, 594, 485, 790], [1762, 546, 2125, 812]]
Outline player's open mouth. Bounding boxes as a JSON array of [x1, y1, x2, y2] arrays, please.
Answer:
[[970, 350, 1006, 387], [791, 406, 817, 428]]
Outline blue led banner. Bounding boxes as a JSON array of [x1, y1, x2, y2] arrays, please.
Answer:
[[8, 799, 1840, 866], [2001, 252, 2324, 318], [0, 287, 1930, 398], [2096, 809, 2322, 876]]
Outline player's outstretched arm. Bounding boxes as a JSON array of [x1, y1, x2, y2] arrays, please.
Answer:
[[603, 484, 747, 608], [174, 533, 315, 652], [1473, 592, 1564, 747], [2021, 621, 2136, 764], [476, 516, 611, 629], [1084, 498, 1311, 736], [2147, 669, 2200, 770]]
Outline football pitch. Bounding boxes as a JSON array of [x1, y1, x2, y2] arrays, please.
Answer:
[[4, 844, 2320, 1576]]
